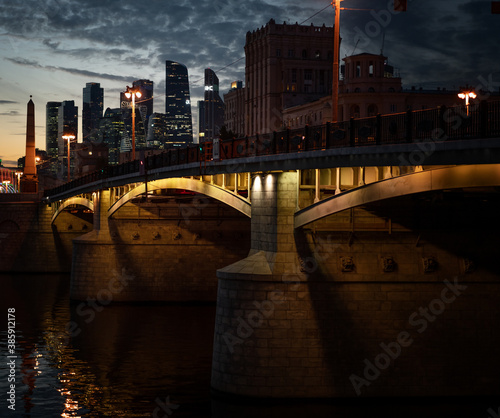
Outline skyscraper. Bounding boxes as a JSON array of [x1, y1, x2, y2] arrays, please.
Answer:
[[98, 107, 125, 165], [57, 100, 78, 180], [200, 68, 225, 142], [132, 79, 154, 129], [120, 81, 150, 151], [82, 82, 103, 142], [165, 60, 193, 144], [46, 101, 61, 176]]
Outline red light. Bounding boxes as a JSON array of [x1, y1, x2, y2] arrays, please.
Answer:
[[394, 0, 407, 11]]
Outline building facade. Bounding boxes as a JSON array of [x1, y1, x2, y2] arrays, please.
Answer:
[[57, 100, 78, 180], [224, 81, 245, 136], [82, 82, 103, 143], [98, 107, 125, 165], [244, 19, 334, 135], [200, 68, 225, 142], [45, 101, 61, 176], [283, 53, 464, 128], [165, 60, 193, 144]]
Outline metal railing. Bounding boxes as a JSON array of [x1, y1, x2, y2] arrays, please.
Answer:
[[45, 100, 500, 198]]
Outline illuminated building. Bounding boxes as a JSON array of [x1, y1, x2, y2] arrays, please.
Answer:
[[200, 68, 225, 142], [244, 19, 334, 135], [82, 82, 103, 143], [165, 60, 193, 144], [45, 101, 61, 176], [57, 100, 78, 180], [224, 81, 245, 136]]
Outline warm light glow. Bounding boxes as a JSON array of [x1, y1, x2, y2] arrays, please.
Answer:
[[458, 93, 466, 99], [136, 91, 142, 98], [124, 92, 131, 99]]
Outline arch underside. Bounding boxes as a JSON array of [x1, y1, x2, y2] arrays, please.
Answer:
[[51, 197, 94, 224], [295, 164, 500, 228], [108, 177, 251, 218]]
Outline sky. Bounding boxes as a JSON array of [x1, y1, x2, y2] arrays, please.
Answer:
[[0, 0, 498, 167]]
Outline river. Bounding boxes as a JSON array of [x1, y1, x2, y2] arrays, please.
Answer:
[[0, 274, 496, 417]]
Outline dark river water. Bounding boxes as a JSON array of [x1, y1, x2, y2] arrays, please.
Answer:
[[0, 274, 497, 417]]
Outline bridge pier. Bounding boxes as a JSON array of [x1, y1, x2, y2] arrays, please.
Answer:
[[70, 187, 251, 302], [211, 171, 500, 398]]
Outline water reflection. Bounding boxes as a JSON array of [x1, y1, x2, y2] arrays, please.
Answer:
[[0, 274, 497, 417]]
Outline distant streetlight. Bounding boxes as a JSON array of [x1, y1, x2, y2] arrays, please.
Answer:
[[62, 134, 75, 182], [458, 90, 477, 116], [124, 86, 142, 161]]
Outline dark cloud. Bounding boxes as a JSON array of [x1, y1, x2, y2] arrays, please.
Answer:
[[0, 111, 20, 116], [6, 57, 138, 82], [0, 100, 18, 104]]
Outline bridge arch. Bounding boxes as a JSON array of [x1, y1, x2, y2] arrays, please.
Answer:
[[51, 197, 94, 224], [295, 164, 500, 228], [108, 177, 251, 218]]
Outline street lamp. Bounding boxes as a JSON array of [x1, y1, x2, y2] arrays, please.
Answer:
[[62, 134, 75, 182], [124, 86, 142, 161], [331, 0, 341, 123], [458, 90, 477, 116]]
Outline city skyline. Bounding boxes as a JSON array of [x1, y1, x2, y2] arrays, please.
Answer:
[[0, 0, 498, 166]]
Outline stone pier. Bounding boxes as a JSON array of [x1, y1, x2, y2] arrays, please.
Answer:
[[70, 189, 251, 301], [211, 171, 500, 398]]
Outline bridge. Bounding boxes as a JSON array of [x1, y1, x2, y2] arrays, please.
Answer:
[[39, 101, 500, 398]]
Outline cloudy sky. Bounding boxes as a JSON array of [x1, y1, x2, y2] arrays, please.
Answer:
[[0, 0, 498, 166]]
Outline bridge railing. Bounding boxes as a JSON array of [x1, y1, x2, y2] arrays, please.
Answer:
[[44, 100, 500, 199]]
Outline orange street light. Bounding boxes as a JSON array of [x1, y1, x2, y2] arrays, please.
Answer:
[[458, 90, 477, 116], [331, 0, 342, 123], [124, 86, 142, 161], [62, 134, 76, 182]]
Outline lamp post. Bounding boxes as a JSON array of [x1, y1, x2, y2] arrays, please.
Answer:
[[62, 134, 75, 182], [458, 90, 477, 117], [124, 86, 142, 161], [331, 0, 341, 123]]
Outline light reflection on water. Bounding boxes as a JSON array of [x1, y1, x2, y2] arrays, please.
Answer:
[[0, 274, 497, 418]]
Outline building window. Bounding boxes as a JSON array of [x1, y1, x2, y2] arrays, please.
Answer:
[[288, 49, 295, 58], [276, 49, 281, 57], [368, 104, 378, 116], [369, 61, 374, 77], [368, 87, 375, 92], [351, 104, 360, 118], [291, 69, 297, 83], [302, 49, 307, 59], [354, 87, 361, 93], [304, 69, 312, 81], [315, 50, 321, 59], [356, 62, 361, 77], [390, 104, 397, 112], [389, 87, 395, 92]]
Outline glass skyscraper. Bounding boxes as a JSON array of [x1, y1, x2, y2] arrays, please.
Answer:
[[82, 82, 103, 143], [46, 101, 61, 176], [201, 68, 225, 142], [165, 60, 193, 144], [57, 100, 78, 179]]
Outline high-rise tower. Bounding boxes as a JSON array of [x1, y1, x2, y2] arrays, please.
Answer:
[[200, 68, 225, 142], [57, 100, 78, 180], [165, 60, 193, 144], [82, 82, 103, 142], [46, 101, 61, 176]]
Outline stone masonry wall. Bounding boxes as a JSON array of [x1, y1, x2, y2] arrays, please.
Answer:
[[211, 171, 500, 398]]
